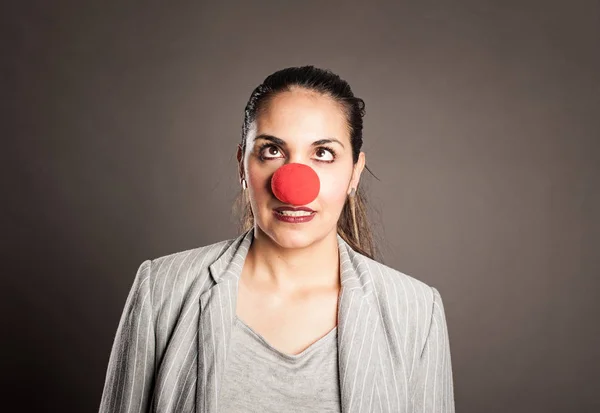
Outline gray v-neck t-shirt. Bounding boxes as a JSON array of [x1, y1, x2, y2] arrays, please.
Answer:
[[219, 316, 341, 412]]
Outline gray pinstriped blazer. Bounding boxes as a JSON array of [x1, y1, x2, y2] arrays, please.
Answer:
[[98, 228, 455, 412]]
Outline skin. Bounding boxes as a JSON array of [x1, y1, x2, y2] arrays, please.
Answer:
[[235, 86, 366, 355]]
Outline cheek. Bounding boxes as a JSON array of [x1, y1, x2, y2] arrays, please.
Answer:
[[247, 162, 273, 198], [318, 171, 350, 208]]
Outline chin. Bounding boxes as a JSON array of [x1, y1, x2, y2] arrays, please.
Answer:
[[259, 222, 325, 250], [272, 228, 316, 249]]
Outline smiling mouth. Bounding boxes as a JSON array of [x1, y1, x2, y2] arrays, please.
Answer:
[[274, 210, 316, 217]]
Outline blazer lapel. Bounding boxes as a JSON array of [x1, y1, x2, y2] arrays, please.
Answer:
[[196, 229, 252, 413], [195, 229, 384, 413], [337, 237, 384, 413]]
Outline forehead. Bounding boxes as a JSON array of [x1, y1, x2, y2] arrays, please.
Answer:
[[255, 88, 349, 142]]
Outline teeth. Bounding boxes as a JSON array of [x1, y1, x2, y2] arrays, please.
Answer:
[[277, 210, 313, 217]]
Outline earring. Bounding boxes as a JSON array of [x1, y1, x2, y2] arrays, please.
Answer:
[[348, 187, 360, 244], [241, 178, 247, 190]]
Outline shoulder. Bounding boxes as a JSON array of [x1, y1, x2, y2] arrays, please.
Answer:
[[148, 237, 234, 278], [358, 253, 438, 308], [138, 237, 236, 307]]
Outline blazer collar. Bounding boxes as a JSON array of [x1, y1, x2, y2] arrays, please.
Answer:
[[207, 228, 373, 296], [197, 228, 381, 413]]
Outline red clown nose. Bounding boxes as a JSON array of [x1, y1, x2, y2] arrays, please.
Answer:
[[271, 163, 320, 206]]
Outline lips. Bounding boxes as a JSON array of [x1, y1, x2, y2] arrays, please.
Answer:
[[273, 206, 315, 213], [273, 206, 316, 223], [272, 206, 316, 223]]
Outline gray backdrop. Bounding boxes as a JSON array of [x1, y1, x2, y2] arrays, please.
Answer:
[[3, 1, 599, 412]]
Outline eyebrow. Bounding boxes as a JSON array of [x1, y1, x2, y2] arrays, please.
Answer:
[[255, 134, 345, 149]]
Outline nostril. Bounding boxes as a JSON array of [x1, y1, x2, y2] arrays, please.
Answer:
[[271, 163, 320, 206]]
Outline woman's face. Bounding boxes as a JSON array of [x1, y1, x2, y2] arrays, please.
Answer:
[[237, 87, 365, 249]]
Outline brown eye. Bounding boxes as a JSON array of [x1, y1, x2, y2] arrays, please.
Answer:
[[260, 144, 283, 159], [315, 147, 335, 162]]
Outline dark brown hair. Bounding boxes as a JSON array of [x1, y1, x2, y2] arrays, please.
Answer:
[[233, 65, 379, 260]]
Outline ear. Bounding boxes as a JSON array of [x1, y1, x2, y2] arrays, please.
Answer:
[[348, 151, 366, 195], [237, 144, 244, 181]]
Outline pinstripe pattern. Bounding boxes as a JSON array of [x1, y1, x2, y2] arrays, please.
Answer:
[[98, 228, 455, 412]]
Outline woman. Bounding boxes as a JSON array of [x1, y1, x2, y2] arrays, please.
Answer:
[[98, 65, 455, 413]]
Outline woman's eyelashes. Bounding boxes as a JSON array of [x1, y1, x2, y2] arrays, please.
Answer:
[[257, 143, 337, 163]]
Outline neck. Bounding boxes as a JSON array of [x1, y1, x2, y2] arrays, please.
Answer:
[[245, 226, 341, 293]]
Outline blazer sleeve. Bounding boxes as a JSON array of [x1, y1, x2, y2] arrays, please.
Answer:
[[98, 259, 156, 413], [410, 286, 456, 412]]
